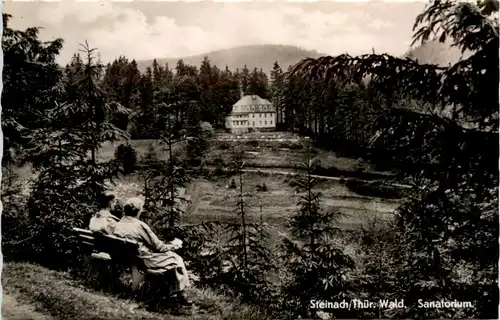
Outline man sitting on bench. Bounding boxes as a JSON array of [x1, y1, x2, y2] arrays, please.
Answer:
[[114, 197, 192, 305]]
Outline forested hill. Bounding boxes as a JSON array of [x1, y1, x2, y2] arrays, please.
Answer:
[[403, 39, 472, 67], [136, 41, 469, 74], [136, 44, 324, 74]]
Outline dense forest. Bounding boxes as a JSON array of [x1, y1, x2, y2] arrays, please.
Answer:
[[1, 0, 498, 319]]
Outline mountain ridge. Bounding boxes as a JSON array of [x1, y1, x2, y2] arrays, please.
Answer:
[[136, 44, 325, 74], [136, 41, 467, 75]]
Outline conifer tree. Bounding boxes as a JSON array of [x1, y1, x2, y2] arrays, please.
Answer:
[[143, 101, 190, 239], [282, 145, 354, 318], [2, 13, 64, 165], [270, 61, 285, 128], [239, 65, 250, 95], [222, 148, 275, 304], [25, 42, 128, 267]]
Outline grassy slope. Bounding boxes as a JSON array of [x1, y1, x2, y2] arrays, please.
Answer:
[[110, 171, 398, 233], [2, 262, 266, 320], [2, 293, 53, 320], [101, 135, 392, 178]]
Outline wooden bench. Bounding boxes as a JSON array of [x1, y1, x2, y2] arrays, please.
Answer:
[[72, 227, 166, 292]]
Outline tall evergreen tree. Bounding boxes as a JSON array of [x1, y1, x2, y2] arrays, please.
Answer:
[[143, 101, 190, 239], [270, 61, 285, 128], [282, 146, 354, 318], [247, 67, 269, 98], [239, 65, 250, 96], [2, 13, 65, 165], [25, 42, 128, 267], [199, 56, 216, 123], [222, 149, 275, 304]]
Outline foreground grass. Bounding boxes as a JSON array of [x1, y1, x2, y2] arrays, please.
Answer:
[[2, 262, 269, 320], [2, 293, 53, 320]]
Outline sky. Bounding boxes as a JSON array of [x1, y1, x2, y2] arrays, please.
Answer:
[[4, 0, 428, 65]]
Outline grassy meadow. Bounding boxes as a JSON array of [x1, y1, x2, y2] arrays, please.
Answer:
[[111, 171, 398, 233], [99, 133, 393, 179]]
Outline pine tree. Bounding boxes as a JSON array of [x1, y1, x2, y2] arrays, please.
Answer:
[[2, 13, 64, 165], [199, 56, 215, 123], [132, 67, 155, 138], [101, 56, 137, 131], [143, 102, 190, 239], [25, 42, 128, 267], [222, 148, 275, 304], [239, 65, 250, 95], [212, 66, 240, 127], [270, 61, 285, 129], [282, 146, 354, 318], [185, 103, 209, 168]]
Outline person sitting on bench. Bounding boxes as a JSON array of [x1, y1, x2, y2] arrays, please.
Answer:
[[114, 197, 192, 305], [110, 198, 125, 219], [89, 193, 120, 235]]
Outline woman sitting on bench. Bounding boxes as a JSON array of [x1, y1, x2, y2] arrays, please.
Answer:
[[114, 197, 192, 305], [89, 194, 120, 235]]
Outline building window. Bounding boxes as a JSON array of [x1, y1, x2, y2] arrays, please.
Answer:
[[265, 121, 267, 125], [270, 121, 273, 125], [260, 121, 262, 125], [253, 121, 255, 126], [259, 114, 262, 117], [252, 114, 255, 117]]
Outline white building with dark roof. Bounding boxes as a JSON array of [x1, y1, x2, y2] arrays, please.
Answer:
[[225, 95, 276, 133]]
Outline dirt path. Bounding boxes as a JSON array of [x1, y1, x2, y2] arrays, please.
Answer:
[[2, 293, 53, 320]]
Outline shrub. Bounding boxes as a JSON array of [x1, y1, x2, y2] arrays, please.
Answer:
[[246, 139, 259, 148], [1, 167, 31, 261], [289, 143, 304, 150], [345, 180, 404, 199], [230, 178, 237, 189], [126, 122, 139, 139], [201, 121, 215, 137], [256, 182, 268, 192], [213, 156, 226, 176], [142, 143, 158, 164], [114, 143, 138, 174], [217, 141, 231, 150]]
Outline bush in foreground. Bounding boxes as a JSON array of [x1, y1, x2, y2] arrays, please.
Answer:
[[114, 143, 138, 174]]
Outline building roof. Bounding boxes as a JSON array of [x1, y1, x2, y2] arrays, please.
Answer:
[[234, 95, 272, 107]]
